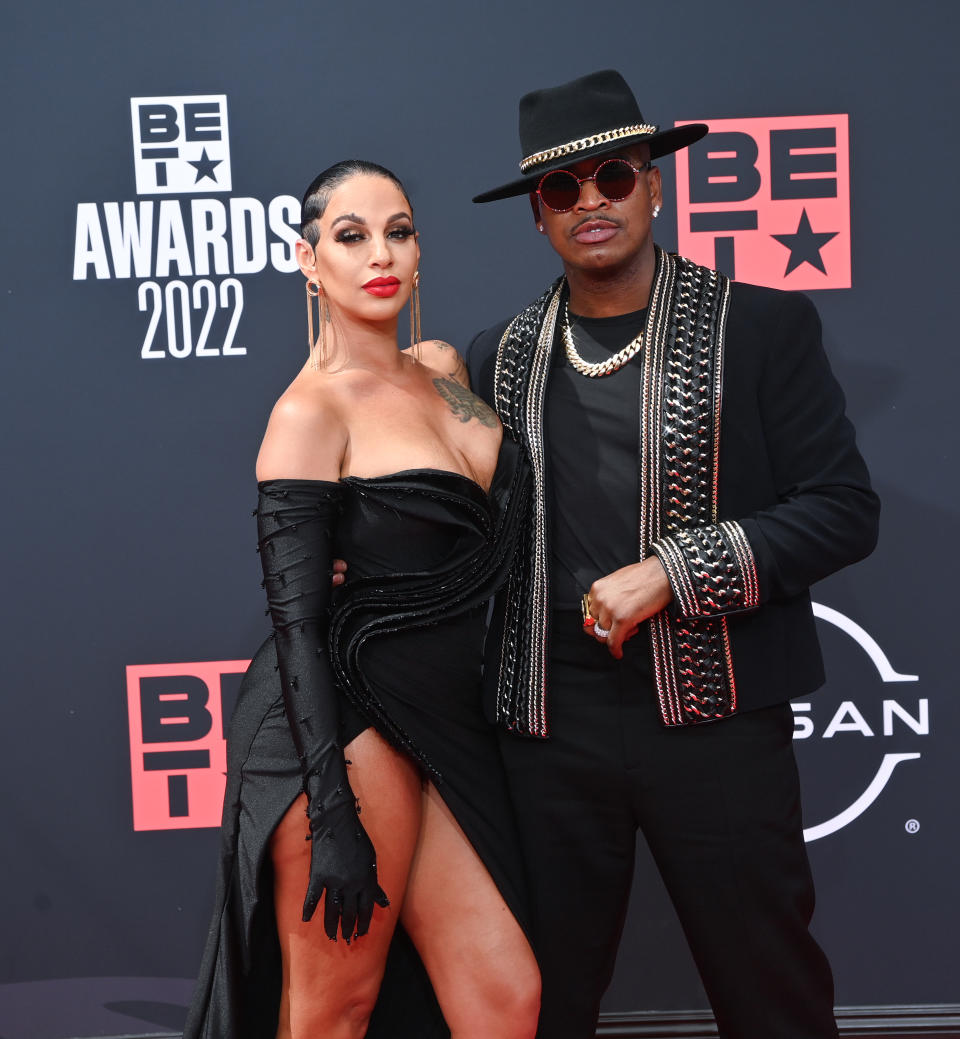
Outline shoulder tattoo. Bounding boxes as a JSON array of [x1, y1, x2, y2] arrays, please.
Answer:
[[432, 377, 498, 427], [449, 350, 469, 385], [429, 341, 469, 385]]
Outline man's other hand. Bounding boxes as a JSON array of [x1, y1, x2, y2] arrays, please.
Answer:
[[585, 557, 673, 659]]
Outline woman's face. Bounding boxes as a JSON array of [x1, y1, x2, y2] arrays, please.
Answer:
[[300, 174, 419, 326]]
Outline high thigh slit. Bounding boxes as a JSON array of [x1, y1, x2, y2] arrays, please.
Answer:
[[184, 439, 531, 1039]]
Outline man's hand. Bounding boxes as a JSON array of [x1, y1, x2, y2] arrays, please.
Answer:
[[584, 556, 673, 660], [332, 559, 347, 587]]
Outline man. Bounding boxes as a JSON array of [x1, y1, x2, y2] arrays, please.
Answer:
[[467, 70, 879, 1039]]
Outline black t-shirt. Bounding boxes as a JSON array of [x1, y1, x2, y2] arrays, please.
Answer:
[[546, 304, 647, 609]]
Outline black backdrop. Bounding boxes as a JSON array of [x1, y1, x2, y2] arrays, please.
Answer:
[[2, 1, 958, 1036]]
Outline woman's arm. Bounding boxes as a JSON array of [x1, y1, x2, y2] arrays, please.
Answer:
[[256, 391, 387, 941]]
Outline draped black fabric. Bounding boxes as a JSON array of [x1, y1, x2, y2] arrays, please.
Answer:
[[184, 440, 531, 1038]]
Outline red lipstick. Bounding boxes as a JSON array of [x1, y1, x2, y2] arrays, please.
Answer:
[[362, 276, 401, 297]]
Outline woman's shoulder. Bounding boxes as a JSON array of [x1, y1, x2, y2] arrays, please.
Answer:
[[406, 339, 470, 387], [269, 369, 352, 431], [256, 376, 348, 482]]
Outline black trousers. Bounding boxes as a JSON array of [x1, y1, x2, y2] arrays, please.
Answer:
[[499, 612, 838, 1039]]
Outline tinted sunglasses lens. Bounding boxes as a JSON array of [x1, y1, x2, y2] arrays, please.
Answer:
[[596, 160, 637, 201], [539, 170, 580, 211]]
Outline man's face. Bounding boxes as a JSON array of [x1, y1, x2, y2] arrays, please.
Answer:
[[534, 145, 662, 275]]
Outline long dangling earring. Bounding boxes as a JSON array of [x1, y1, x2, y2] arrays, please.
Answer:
[[410, 271, 422, 362], [305, 280, 327, 370]]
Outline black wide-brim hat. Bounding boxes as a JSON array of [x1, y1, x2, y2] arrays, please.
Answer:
[[473, 69, 708, 204]]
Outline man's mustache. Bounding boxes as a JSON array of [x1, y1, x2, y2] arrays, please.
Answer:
[[570, 215, 622, 233]]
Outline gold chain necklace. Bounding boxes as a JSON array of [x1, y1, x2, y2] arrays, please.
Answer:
[[562, 300, 645, 378]]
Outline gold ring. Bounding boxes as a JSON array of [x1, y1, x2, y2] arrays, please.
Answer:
[[581, 592, 595, 625]]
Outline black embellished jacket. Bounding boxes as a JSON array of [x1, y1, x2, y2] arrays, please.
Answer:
[[466, 249, 879, 734]]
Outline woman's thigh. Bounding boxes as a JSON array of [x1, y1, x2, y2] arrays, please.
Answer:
[[400, 782, 540, 1034], [270, 727, 423, 1033]]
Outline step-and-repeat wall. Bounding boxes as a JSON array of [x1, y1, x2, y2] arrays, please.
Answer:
[[2, 2, 955, 1035]]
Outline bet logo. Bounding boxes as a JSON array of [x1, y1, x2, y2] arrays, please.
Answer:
[[73, 94, 302, 360], [126, 660, 248, 830], [674, 115, 850, 290], [131, 95, 232, 195]]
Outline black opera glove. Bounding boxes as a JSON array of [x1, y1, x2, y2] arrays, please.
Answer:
[[257, 481, 389, 940], [302, 746, 386, 941]]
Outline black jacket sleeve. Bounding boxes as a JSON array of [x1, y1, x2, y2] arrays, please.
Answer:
[[652, 291, 880, 618]]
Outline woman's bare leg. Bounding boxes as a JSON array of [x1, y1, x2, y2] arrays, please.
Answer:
[[271, 728, 422, 1039], [401, 783, 541, 1039]]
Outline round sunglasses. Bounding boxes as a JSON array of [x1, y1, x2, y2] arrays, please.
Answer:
[[536, 158, 651, 213]]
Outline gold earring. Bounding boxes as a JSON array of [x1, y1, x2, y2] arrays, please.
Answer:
[[305, 280, 327, 370], [410, 271, 422, 361]]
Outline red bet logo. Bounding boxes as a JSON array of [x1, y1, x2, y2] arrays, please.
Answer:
[[674, 115, 850, 290], [126, 660, 249, 830]]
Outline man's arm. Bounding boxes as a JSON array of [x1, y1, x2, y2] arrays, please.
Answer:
[[656, 291, 878, 616], [590, 291, 879, 657]]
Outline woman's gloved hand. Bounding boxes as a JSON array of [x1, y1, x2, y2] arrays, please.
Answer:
[[302, 750, 389, 939]]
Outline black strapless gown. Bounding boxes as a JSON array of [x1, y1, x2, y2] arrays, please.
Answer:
[[184, 440, 530, 1039]]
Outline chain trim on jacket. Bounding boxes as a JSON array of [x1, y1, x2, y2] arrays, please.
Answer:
[[493, 252, 757, 730], [643, 252, 745, 724], [492, 280, 562, 736], [651, 521, 760, 619]]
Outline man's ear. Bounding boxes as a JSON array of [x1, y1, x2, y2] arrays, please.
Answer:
[[647, 164, 663, 212], [528, 192, 544, 231]]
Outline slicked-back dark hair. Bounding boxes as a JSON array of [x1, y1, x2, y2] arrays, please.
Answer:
[[300, 160, 411, 246]]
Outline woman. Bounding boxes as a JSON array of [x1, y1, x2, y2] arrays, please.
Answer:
[[184, 161, 539, 1039]]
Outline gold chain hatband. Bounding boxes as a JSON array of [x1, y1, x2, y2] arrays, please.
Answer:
[[519, 123, 658, 173]]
